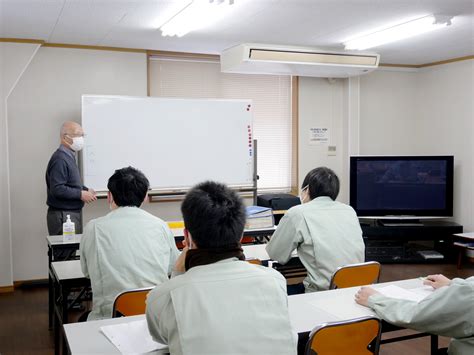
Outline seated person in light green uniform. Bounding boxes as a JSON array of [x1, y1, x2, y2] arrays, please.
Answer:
[[356, 274, 474, 355], [266, 167, 365, 294], [80, 167, 179, 320], [146, 181, 297, 355]]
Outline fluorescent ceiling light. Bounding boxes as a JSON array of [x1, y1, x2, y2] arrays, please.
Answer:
[[160, 0, 234, 37], [344, 15, 453, 50]]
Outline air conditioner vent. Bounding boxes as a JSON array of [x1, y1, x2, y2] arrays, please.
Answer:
[[221, 44, 380, 78]]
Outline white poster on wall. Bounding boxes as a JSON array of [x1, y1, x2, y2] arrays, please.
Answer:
[[309, 127, 329, 145]]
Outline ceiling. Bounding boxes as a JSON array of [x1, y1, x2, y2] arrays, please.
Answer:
[[1, 0, 473, 65]]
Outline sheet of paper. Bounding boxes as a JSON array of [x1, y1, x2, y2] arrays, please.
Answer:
[[100, 319, 167, 354], [377, 285, 433, 303], [307, 293, 375, 320]]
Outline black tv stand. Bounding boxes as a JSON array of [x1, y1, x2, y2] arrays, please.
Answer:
[[362, 220, 463, 263]]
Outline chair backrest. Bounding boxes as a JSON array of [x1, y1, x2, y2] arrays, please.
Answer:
[[329, 261, 381, 290], [247, 258, 262, 265], [305, 316, 382, 355], [112, 287, 154, 318]]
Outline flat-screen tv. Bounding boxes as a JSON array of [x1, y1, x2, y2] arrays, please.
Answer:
[[350, 156, 454, 217]]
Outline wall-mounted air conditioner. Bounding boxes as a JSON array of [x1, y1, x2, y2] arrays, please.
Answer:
[[221, 43, 380, 78]]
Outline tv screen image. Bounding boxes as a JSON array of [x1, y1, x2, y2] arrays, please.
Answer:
[[350, 156, 454, 217]]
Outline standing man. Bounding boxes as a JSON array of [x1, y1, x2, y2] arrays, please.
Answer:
[[46, 121, 96, 235]]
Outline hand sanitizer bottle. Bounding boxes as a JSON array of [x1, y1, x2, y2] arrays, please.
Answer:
[[63, 215, 75, 242]]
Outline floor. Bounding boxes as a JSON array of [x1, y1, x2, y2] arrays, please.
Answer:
[[0, 262, 473, 355]]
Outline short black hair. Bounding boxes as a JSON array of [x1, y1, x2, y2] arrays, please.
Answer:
[[181, 181, 246, 249], [107, 166, 149, 207], [301, 167, 340, 200]]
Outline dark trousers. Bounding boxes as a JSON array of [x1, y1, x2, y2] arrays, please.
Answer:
[[47, 208, 83, 235], [287, 282, 305, 295]]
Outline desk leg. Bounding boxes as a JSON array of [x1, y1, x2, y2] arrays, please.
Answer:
[[48, 246, 53, 330], [431, 335, 438, 355], [49, 272, 53, 330], [54, 312, 60, 355], [53, 279, 60, 355], [61, 286, 69, 355], [457, 249, 463, 269], [297, 332, 309, 355]]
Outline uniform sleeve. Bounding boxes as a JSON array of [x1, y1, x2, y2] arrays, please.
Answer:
[[80, 222, 94, 278], [146, 290, 176, 345], [164, 226, 179, 276], [49, 159, 82, 200], [453, 276, 474, 284], [266, 211, 303, 264], [368, 281, 474, 339]]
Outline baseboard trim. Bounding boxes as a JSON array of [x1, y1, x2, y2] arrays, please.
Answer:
[[13, 279, 48, 288], [0, 285, 14, 293]]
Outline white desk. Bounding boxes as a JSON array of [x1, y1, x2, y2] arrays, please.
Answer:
[[452, 232, 474, 268], [47, 234, 83, 247], [47, 235, 83, 329], [242, 244, 298, 261], [51, 250, 271, 284], [171, 225, 277, 239], [288, 278, 422, 333], [51, 260, 90, 355], [52, 260, 85, 281], [64, 278, 428, 355], [64, 315, 168, 355], [242, 244, 271, 260], [453, 232, 474, 239], [46, 226, 276, 247]]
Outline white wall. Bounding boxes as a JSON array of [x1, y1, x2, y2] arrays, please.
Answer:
[[292, 62, 473, 227], [7, 47, 149, 281], [415, 60, 474, 230], [358, 62, 474, 230], [298, 77, 349, 202], [359, 69, 419, 155], [0, 42, 40, 287]]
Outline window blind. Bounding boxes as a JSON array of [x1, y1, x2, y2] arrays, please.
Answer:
[[149, 57, 293, 191]]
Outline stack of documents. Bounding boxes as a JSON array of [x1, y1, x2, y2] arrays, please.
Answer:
[[100, 319, 167, 354], [245, 206, 274, 229]]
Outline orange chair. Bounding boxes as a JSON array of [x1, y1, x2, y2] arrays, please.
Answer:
[[112, 287, 154, 318], [305, 316, 382, 355], [329, 261, 381, 290], [247, 258, 262, 265]]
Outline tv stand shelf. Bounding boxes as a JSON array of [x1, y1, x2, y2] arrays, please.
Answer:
[[361, 221, 463, 263]]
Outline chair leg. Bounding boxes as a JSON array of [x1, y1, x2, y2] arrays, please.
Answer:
[[430, 335, 438, 355]]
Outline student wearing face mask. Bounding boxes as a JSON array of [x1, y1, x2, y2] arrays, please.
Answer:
[[80, 166, 179, 320], [266, 167, 365, 294], [45, 121, 96, 235]]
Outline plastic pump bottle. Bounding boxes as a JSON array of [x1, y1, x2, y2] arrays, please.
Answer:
[[63, 214, 76, 242]]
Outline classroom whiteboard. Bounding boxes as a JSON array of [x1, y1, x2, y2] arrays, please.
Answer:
[[82, 95, 254, 191]]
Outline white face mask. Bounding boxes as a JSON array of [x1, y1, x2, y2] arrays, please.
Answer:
[[69, 136, 84, 152]]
